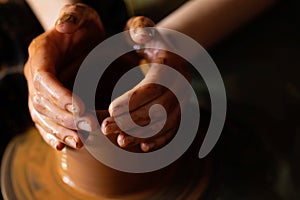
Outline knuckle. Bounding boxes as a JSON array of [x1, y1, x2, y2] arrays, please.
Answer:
[[32, 71, 43, 90], [28, 38, 36, 54], [108, 102, 119, 116], [32, 95, 45, 113], [57, 114, 75, 129], [23, 62, 30, 78], [30, 113, 38, 123], [53, 132, 64, 141], [28, 36, 44, 56], [44, 133, 58, 146]]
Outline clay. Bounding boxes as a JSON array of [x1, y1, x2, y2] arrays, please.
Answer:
[[55, 147, 173, 198], [126, 16, 155, 44], [1, 127, 211, 199], [55, 110, 174, 198]]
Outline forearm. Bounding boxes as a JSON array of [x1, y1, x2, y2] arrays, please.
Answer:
[[157, 0, 276, 48], [25, 0, 78, 31]]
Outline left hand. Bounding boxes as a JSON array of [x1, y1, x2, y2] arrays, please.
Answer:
[[101, 16, 190, 152], [24, 3, 105, 150]]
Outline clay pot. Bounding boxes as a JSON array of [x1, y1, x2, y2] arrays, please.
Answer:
[[53, 111, 175, 198], [54, 147, 175, 198], [1, 111, 211, 199]]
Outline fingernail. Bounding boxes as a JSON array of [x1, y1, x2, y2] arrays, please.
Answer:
[[57, 13, 78, 25], [141, 142, 155, 152], [66, 104, 78, 114], [124, 136, 135, 146], [77, 120, 92, 132], [51, 140, 64, 150], [56, 143, 65, 151], [101, 121, 109, 135], [65, 136, 78, 148], [117, 135, 125, 147], [117, 134, 134, 147]]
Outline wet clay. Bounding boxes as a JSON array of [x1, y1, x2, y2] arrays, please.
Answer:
[[1, 126, 212, 199], [56, 147, 174, 198], [55, 110, 174, 198]]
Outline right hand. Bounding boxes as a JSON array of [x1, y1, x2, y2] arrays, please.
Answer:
[[101, 16, 191, 152], [24, 3, 105, 150]]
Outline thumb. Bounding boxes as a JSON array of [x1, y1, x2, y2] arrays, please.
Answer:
[[55, 3, 103, 34], [126, 16, 155, 44]]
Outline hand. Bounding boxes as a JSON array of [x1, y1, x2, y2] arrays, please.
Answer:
[[24, 3, 105, 150], [101, 16, 190, 152]]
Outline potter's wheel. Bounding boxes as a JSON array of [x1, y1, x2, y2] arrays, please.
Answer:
[[1, 128, 213, 200]]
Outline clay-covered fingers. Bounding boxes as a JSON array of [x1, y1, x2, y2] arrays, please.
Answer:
[[140, 127, 178, 152], [32, 94, 75, 129], [24, 2, 106, 151], [127, 16, 190, 80], [103, 88, 181, 152], [29, 98, 83, 150], [126, 16, 155, 44], [139, 104, 181, 152], [108, 83, 166, 119], [126, 16, 165, 55], [46, 74, 86, 112], [104, 88, 178, 135], [101, 116, 121, 135], [32, 70, 85, 115], [35, 124, 65, 151], [25, 61, 92, 132], [115, 103, 181, 152], [55, 3, 104, 35], [116, 132, 137, 148]]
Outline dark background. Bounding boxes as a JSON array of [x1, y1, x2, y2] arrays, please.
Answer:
[[0, 0, 299, 199]]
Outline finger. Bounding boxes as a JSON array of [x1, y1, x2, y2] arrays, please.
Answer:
[[36, 115, 83, 149], [27, 7, 102, 117], [109, 83, 166, 117], [133, 102, 181, 152], [29, 98, 83, 149], [141, 94, 189, 153], [29, 69, 92, 133], [32, 92, 98, 132], [126, 16, 167, 61], [36, 114, 83, 149], [116, 132, 139, 148], [126, 16, 155, 44], [127, 100, 181, 140], [107, 65, 188, 136], [28, 36, 85, 116], [55, 3, 103, 34], [140, 127, 177, 152], [77, 112, 100, 132], [32, 70, 85, 116], [107, 89, 178, 134], [126, 16, 189, 80], [112, 100, 181, 149], [127, 89, 177, 125], [24, 55, 79, 115], [35, 124, 65, 151], [32, 93, 78, 130], [101, 116, 121, 135]]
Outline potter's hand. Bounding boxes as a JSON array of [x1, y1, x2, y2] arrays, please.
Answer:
[[24, 4, 105, 150], [101, 17, 190, 152]]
